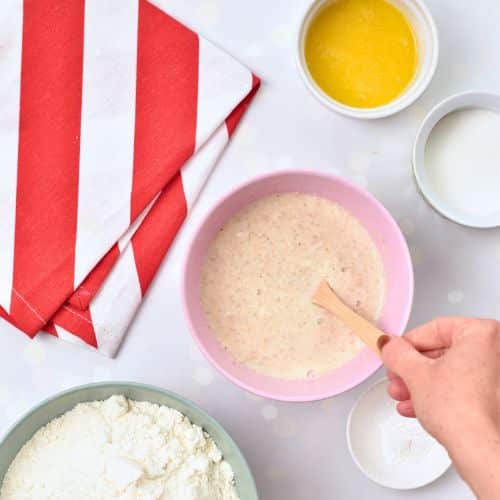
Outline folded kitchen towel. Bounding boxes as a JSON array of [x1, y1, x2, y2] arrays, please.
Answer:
[[0, 0, 259, 356]]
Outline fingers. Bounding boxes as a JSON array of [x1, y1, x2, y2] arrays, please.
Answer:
[[388, 377, 410, 401], [396, 400, 416, 418], [405, 317, 472, 351], [456, 318, 500, 342], [421, 348, 446, 359], [386, 347, 445, 419], [381, 337, 430, 384], [377, 334, 391, 352]]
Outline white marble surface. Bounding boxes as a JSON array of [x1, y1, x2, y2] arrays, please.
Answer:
[[2, 0, 500, 498]]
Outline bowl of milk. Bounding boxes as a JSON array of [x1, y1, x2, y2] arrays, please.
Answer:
[[413, 91, 500, 228]]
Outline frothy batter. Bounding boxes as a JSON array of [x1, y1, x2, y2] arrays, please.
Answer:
[[200, 193, 385, 380]]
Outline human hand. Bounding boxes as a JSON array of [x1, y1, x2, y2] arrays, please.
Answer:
[[382, 318, 500, 500]]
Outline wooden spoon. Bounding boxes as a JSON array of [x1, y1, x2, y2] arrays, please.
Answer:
[[313, 280, 389, 356]]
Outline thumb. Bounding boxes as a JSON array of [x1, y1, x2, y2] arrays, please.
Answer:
[[381, 336, 430, 387]]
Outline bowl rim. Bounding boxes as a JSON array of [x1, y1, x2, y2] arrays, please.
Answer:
[[0, 381, 258, 499], [182, 169, 414, 402], [295, 0, 440, 119], [346, 377, 452, 489], [412, 89, 500, 228]]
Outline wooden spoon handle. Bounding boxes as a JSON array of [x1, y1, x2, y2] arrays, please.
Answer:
[[313, 280, 387, 356]]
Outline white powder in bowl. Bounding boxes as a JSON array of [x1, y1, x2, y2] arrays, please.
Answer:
[[379, 412, 434, 467], [0, 396, 240, 500], [348, 379, 451, 489]]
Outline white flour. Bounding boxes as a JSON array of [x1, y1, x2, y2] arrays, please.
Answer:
[[348, 380, 450, 489], [379, 412, 434, 466], [0, 396, 240, 500]]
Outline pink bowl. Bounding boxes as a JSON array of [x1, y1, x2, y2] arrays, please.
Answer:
[[182, 171, 413, 402]]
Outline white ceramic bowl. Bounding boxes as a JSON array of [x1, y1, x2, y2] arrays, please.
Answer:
[[347, 378, 451, 490], [413, 90, 500, 228], [296, 0, 439, 119]]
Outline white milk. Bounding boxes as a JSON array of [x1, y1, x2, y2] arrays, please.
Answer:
[[424, 108, 500, 218]]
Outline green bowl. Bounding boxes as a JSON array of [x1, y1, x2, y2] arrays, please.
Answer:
[[0, 382, 258, 499]]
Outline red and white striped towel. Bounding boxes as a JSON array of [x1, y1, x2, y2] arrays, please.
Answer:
[[0, 0, 259, 356]]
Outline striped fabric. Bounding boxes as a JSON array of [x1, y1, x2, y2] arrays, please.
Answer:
[[0, 0, 259, 356]]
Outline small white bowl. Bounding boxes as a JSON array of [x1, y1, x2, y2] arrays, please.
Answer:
[[346, 378, 451, 490], [413, 91, 500, 228], [296, 0, 439, 119]]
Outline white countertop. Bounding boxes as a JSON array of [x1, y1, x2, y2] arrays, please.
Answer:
[[2, 0, 500, 498]]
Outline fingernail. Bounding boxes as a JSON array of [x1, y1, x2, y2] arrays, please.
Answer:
[[377, 335, 391, 351]]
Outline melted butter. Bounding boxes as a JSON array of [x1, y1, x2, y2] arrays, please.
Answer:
[[305, 0, 418, 108]]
